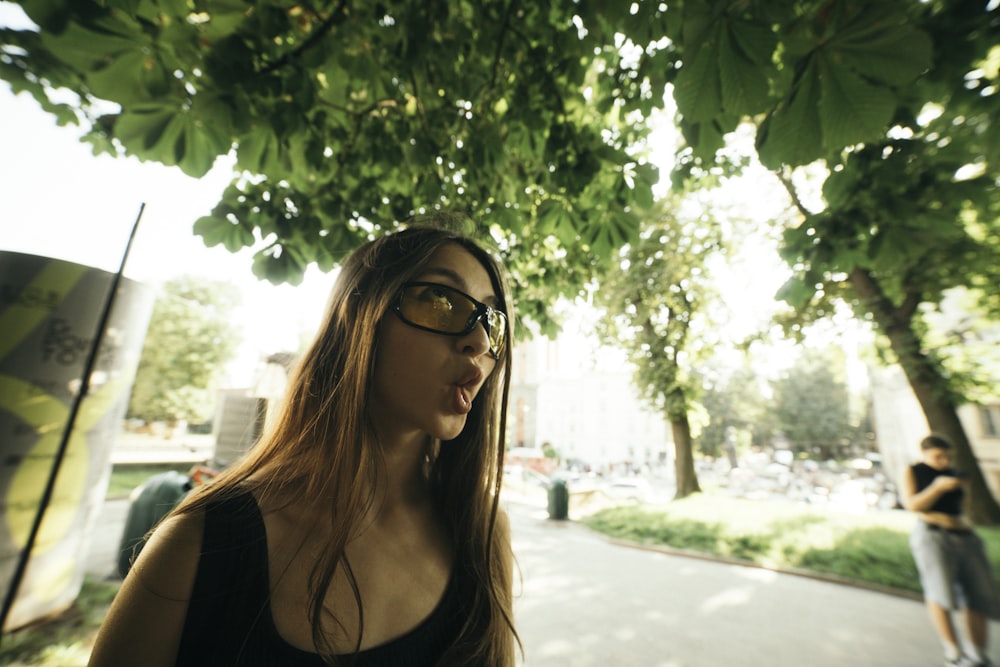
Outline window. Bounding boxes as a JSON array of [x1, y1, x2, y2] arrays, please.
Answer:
[[980, 405, 1000, 438]]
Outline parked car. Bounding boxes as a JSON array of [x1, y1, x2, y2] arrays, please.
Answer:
[[503, 464, 552, 490], [603, 477, 650, 501]]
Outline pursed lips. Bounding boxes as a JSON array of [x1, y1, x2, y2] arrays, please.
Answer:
[[456, 366, 484, 393], [452, 366, 485, 410]]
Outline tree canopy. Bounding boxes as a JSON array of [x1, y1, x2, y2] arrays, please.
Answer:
[[770, 347, 854, 460], [596, 194, 724, 498], [4, 0, 999, 515], [3, 0, 975, 328], [127, 276, 241, 424], [2, 0, 662, 332]]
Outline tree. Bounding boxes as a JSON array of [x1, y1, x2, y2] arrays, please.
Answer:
[[766, 9, 1000, 522], [698, 363, 773, 461], [5, 0, 998, 517], [541, 441, 559, 461], [127, 276, 241, 425], [651, 0, 1000, 522], [770, 348, 854, 461], [596, 196, 726, 499], [0, 0, 661, 333]]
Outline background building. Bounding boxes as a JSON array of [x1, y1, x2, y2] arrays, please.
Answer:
[[508, 321, 672, 472], [871, 365, 1000, 498]]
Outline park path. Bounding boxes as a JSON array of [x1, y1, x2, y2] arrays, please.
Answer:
[[86, 495, 999, 666]]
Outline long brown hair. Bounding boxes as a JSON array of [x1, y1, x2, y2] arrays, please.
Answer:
[[175, 221, 519, 664]]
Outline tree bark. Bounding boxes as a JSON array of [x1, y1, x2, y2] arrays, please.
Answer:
[[672, 413, 702, 499], [849, 268, 1000, 525]]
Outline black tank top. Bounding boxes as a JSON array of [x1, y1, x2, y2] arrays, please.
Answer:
[[175, 492, 467, 666], [910, 462, 964, 516]]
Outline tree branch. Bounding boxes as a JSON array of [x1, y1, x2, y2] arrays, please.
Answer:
[[897, 289, 922, 322], [506, 24, 567, 117], [774, 167, 813, 219], [259, 0, 349, 76], [491, 0, 520, 89]]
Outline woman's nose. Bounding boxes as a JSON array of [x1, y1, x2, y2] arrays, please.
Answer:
[[457, 318, 493, 358]]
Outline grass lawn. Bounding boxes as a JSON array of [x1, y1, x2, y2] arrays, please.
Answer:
[[0, 577, 120, 667], [0, 465, 190, 665], [106, 463, 190, 497], [583, 494, 1000, 595]]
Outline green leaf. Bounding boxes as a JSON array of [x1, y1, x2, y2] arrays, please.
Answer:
[[85, 49, 153, 103], [775, 276, 816, 309], [199, 3, 252, 41], [582, 210, 639, 258], [37, 17, 138, 68], [828, 5, 933, 86], [203, 34, 256, 87], [114, 104, 180, 158], [236, 129, 281, 175], [673, 23, 723, 122], [817, 53, 896, 151], [193, 215, 255, 252], [19, 0, 73, 34], [681, 119, 728, 163], [718, 19, 774, 116], [174, 118, 228, 177], [251, 246, 307, 286], [680, 1, 722, 47], [728, 17, 777, 66], [821, 168, 861, 209], [533, 198, 573, 245], [756, 58, 824, 168]]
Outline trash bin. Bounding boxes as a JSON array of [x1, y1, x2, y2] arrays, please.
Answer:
[[116, 470, 194, 578], [547, 479, 569, 520]]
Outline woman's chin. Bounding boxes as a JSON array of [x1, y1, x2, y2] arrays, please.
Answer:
[[435, 416, 469, 442]]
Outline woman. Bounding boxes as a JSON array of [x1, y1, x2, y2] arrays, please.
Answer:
[[902, 433, 999, 667], [89, 222, 520, 666]]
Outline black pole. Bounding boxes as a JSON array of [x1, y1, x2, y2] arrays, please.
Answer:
[[0, 203, 146, 637]]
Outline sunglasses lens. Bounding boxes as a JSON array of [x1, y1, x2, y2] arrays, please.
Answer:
[[397, 283, 507, 357], [487, 311, 507, 355], [399, 284, 474, 334]]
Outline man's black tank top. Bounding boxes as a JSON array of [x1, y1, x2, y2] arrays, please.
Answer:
[[910, 462, 964, 516]]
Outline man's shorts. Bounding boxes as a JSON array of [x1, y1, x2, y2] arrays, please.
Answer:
[[910, 520, 1000, 618]]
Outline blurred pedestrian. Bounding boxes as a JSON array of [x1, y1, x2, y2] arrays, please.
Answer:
[[116, 465, 217, 578], [902, 433, 1000, 667], [89, 221, 519, 666]]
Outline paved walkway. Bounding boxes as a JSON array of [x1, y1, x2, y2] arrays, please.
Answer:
[[86, 497, 1000, 666], [506, 503, 999, 667]]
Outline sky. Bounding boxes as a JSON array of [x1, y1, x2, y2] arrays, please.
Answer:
[[0, 88, 336, 384], [0, 35, 336, 385]]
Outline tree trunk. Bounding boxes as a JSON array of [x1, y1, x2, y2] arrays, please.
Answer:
[[672, 414, 702, 499], [850, 268, 1000, 525]]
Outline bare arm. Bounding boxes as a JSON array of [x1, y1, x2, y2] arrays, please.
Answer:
[[494, 507, 514, 605], [900, 466, 964, 513], [88, 511, 205, 667], [494, 506, 518, 665]]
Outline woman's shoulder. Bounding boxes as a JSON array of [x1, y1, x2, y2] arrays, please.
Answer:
[[130, 509, 207, 600], [134, 488, 263, 595]]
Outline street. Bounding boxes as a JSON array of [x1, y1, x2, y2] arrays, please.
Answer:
[[85, 496, 997, 666]]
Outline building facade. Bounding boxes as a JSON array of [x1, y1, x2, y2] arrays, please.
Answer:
[[871, 365, 1000, 498], [508, 324, 672, 471]]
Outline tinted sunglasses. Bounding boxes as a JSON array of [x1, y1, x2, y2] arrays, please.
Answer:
[[393, 281, 507, 358]]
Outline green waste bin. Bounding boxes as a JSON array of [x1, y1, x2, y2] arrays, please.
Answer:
[[547, 479, 569, 520], [116, 470, 193, 578]]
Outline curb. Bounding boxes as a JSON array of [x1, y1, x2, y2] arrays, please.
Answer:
[[575, 522, 923, 602]]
